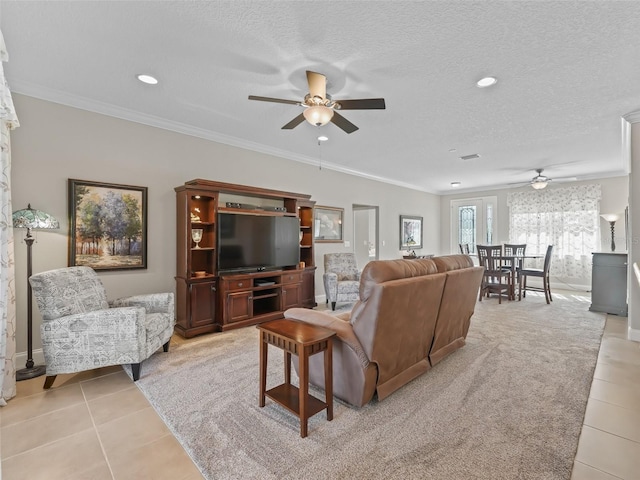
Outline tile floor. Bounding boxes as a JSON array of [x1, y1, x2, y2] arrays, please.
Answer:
[[1, 300, 639, 479]]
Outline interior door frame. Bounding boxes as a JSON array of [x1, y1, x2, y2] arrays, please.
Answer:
[[353, 204, 379, 267]]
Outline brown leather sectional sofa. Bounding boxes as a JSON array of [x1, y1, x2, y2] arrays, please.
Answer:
[[284, 254, 484, 407]]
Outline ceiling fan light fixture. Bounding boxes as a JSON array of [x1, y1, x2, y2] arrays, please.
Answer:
[[303, 105, 334, 127], [531, 179, 548, 190]]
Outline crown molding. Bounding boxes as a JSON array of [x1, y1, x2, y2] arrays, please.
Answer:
[[10, 81, 432, 194], [623, 110, 640, 124]]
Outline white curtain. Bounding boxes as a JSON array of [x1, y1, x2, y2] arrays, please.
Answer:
[[507, 184, 601, 282], [0, 28, 19, 406]]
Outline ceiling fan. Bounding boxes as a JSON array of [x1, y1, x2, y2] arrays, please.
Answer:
[[527, 168, 577, 190], [248, 70, 386, 134]]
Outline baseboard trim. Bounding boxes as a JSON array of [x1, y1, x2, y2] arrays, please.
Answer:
[[629, 327, 640, 342], [15, 349, 45, 368]]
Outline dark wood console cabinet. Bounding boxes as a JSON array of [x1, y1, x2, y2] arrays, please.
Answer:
[[175, 179, 316, 337]]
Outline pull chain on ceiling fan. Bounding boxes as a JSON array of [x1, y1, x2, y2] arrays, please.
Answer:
[[249, 70, 386, 134]]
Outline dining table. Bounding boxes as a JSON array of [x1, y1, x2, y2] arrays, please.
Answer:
[[498, 253, 544, 300]]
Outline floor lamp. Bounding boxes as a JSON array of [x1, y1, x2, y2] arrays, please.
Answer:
[[600, 213, 620, 252], [12, 204, 59, 381]]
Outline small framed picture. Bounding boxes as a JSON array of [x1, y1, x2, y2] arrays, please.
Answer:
[[400, 215, 423, 250], [314, 206, 344, 243], [68, 179, 148, 270]]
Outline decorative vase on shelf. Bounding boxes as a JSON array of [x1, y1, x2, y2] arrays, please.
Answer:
[[299, 231, 304, 245], [191, 228, 203, 249]]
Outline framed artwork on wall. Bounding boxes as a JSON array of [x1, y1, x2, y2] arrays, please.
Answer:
[[314, 206, 344, 243], [400, 215, 423, 250], [68, 179, 148, 270]]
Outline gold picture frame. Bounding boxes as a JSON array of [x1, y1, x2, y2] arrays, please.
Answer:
[[314, 206, 344, 243]]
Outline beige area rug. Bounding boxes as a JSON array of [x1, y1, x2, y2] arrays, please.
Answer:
[[133, 291, 605, 480]]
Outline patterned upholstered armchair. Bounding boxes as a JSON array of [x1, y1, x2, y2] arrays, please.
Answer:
[[323, 253, 361, 310], [29, 266, 175, 389]]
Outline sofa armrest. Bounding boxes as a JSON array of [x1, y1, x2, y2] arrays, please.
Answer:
[[284, 308, 370, 367], [110, 292, 174, 315]]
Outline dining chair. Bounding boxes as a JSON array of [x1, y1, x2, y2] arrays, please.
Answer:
[[476, 245, 511, 304], [503, 243, 527, 283], [518, 245, 554, 303], [459, 243, 470, 254]]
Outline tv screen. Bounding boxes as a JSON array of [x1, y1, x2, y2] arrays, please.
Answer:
[[218, 213, 300, 272]]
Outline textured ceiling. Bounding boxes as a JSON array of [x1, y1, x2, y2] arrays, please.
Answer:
[[2, 1, 640, 194]]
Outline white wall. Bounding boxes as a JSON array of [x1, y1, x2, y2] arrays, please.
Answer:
[[626, 117, 640, 340], [10, 94, 440, 353]]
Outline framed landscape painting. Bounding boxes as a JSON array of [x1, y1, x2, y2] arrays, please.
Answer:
[[314, 206, 344, 243], [400, 215, 423, 250], [68, 179, 148, 270]]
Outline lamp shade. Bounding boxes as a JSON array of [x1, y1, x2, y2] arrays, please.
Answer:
[[12, 204, 59, 230], [303, 105, 334, 126], [600, 213, 620, 223]]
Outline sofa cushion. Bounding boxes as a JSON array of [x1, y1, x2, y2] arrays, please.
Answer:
[[432, 254, 474, 272], [359, 258, 437, 302]]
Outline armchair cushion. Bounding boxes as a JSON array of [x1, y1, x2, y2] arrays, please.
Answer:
[[28, 266, 109, 320], [323, 253, 361, 308]]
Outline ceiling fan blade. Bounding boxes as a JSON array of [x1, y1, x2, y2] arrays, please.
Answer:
[[248, 95, 300, 106], [281, 113, 306, 130], [330, 111, 359, 134], [552, 176, 578, 183], [335, 98, 386, 110], [306, 71, 327, 100]]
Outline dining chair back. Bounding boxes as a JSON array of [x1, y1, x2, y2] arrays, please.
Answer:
[[476, 244, 511, 304], [459, 243, 470, 254], [502, 243, 527, 278], [518, 245, 554, 303], [503, 243, 527, 256]]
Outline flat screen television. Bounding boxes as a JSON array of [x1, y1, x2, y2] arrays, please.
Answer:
[[217, 212, 300, 272]]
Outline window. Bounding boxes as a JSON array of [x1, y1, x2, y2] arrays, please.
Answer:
[[507, 184, 601, 281]]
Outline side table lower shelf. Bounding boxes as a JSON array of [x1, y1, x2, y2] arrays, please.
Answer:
[[265, 384, 328, 419]]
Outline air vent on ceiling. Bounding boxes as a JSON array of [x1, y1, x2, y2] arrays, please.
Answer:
[[459, 153, 481, 161]]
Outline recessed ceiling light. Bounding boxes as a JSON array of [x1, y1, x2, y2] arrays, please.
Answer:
[[476, 76, 497, 88], [137, 74, 158, 85], [448, 148, 457, 153], [317, 136, 329, 142], [451, 182, 461, 188]]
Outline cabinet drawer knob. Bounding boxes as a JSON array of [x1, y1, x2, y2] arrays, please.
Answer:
[[238, 282, 243, 287]]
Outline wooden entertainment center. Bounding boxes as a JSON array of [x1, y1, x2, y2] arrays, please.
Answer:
[[174, 179, 317, 338]]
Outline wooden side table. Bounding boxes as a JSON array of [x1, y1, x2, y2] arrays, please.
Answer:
[[257, 318, 336, 438]]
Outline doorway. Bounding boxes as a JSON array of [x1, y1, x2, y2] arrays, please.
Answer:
[[353, 204, 379, 268], [450, 196, 497, 253]]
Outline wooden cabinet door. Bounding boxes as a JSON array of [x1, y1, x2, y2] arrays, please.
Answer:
[[301, 268, 316, 308], [281, 283, 301, 310], [190, 281, 216, 327], [226, 291, 252, 323]]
